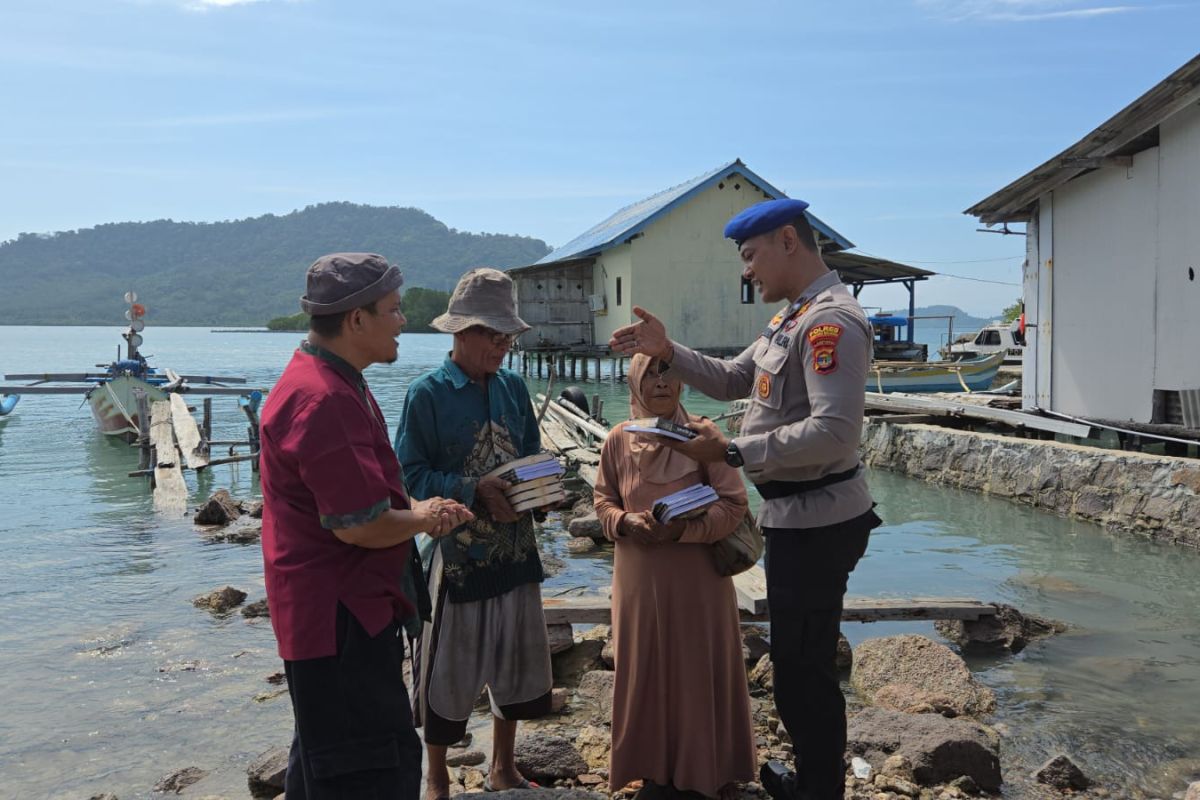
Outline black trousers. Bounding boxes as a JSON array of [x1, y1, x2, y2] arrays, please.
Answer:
[[764, 509, 878, 800], [284, 604, 423, 800]]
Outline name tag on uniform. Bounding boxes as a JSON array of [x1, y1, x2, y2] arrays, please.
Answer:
[[772, 333, 792, 349]]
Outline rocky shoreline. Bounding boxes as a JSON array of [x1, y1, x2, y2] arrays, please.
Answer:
[[87, 489, 1200, 800]]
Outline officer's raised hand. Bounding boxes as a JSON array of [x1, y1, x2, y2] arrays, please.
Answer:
[[663, 417, 729, 464], [610, 307, 672, 359]]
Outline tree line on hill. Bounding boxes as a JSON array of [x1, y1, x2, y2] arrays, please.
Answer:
[[0, 202, 550, 326], [267, 287, 452, 332]]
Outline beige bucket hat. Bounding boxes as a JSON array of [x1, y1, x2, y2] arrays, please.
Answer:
[[431, 268, 530, 335]]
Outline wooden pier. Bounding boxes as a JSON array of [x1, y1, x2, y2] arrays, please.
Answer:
[[132, 390, 262, 512]]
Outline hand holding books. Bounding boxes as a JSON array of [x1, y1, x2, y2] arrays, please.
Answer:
[[479, 452, 567, 517], [625, 416, 698, 443], [651, 483, 719, 523]]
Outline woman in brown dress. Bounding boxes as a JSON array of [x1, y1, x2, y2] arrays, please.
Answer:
[[594, 353, 756, 800]]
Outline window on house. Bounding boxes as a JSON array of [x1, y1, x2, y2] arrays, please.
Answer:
[[616, 277, 622, 306], [740, 276, 754, 304]]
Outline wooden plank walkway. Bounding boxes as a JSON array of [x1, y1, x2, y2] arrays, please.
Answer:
[[544, 594, 997, 626], [169, 394, 209, 470], [149, 400, 188, 513], [865, 391, 1093, 438]]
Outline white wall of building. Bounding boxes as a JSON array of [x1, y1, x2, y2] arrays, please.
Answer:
[[1154, 102, 1200, 392], [627, 177, 775, 349], [1029, 101, 1200, 422], [591, 247, 633, 347], [1045, 149, 1160, 421]]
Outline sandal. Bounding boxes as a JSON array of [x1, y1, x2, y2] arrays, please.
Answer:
[[483, 776, 538, 791]]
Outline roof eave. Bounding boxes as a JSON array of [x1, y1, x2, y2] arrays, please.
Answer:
[[965, 54, 1200, 223]]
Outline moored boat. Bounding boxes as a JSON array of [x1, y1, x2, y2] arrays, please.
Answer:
[[866, 351, 1005, 394], [0, 293, 262, 442]]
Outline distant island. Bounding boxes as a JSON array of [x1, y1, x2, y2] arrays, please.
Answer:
[[266, 287, 452, 332], [882, 304, 1003, 334], [0, 202, 550, 326]]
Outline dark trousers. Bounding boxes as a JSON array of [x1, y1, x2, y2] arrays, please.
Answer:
[[284, 605, 423, 800], [764, 509, 878, 800]]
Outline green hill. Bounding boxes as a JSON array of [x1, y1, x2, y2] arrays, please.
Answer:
[[0, 203, 550, 325]]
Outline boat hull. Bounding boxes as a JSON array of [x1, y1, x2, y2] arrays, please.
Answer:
[[87, 377, 168, 439], [866, 352, 1005, 394], [0, 394, 18, 416]]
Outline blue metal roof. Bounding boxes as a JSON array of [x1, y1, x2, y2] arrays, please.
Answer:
[[532, 159, 854, 266]]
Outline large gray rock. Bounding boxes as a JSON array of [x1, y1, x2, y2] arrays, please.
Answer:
[[513, 734, 589, 781], [748, 653, 773, 695], [576, 669, 615, 718], [1033, 754, 1091, 791], [552, 639, 603, 686], [241, 598, 270, 619], [446, 750, 486, 767], [546, 623, 574, 655], [576, 724, 611, 769], [566, 536, 597, 554], [935, 604, 1065, 654], [851, 634, 995, 717], [247, 747, 288, 798], [567, 512, 604, 540], [192, 586, 247, 614], [847, 707, 1002, 791], [194, 489, 242, 526], [154, 766, 208, 793]]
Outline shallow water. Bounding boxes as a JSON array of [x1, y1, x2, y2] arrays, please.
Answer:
[[1, 327, 1198, 799]]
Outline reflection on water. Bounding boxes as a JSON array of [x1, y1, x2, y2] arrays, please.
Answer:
[[1, 328, 1199, 798]]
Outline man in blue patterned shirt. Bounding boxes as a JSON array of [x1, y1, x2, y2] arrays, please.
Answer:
[[395, 268, 552, 800]]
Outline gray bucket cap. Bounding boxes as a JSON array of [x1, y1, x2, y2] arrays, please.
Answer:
[[300, 252, 404, 315], [431, 268, 530, 335]]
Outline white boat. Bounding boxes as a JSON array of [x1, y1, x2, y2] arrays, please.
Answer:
[[941, 320, 1024, 366], [866, 351, 1006, 394], [0, 293, 262, 441]]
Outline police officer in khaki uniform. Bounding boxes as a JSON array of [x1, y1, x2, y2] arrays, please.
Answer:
[[611, 198, 880, 800]]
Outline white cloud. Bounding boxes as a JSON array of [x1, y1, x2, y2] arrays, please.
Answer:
[[917, 0, 1148, 22]]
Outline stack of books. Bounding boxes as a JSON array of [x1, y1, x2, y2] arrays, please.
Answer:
[[625, 417, 698, 442], [651, 483, 719, 523], [482, 452, 567, 512]]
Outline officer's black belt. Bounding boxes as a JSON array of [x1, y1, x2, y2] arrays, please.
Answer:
[[753, 465, 860, 500]]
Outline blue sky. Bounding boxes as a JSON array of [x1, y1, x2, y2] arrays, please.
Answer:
[[2, 0, 1197, 315]]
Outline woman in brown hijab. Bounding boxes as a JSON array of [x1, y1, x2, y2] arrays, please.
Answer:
[[594, 353, 756, 800]]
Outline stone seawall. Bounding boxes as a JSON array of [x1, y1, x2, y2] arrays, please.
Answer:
[[861, 422, 1200, 549]]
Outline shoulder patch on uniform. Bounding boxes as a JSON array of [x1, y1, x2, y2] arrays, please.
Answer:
[[807, 324, 843, 375]]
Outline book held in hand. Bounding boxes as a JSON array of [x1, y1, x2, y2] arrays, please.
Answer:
[[481, 452, 566, 512], [625, 417, 698, 442], [651, 483, 719, 523]]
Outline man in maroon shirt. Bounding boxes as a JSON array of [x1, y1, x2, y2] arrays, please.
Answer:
[[260, 252, 473, 799]]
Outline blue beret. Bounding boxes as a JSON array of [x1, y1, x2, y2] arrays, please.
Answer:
[[724, 198, 811, 245]]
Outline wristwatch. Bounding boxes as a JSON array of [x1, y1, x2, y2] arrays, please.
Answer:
[[724, 441, 744, 468]]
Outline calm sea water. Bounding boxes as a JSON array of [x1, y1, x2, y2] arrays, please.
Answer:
[[1, 327, 1198, 799]]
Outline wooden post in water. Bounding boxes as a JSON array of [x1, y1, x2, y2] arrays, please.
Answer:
[[201, 398, 212, 459], [537, 352, 543, 379], [135, 390, 151, 473], [595, 357, 601, 382]]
